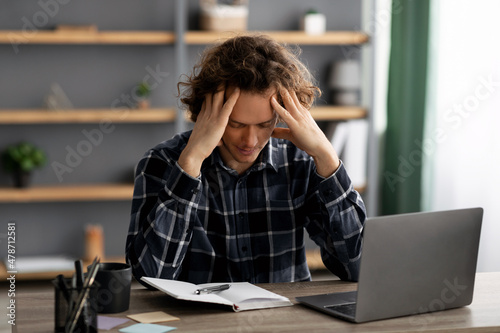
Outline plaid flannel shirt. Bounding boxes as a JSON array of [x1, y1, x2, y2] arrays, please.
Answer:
[[126, 131, 366, 284]]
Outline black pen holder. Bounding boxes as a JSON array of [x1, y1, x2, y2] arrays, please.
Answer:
[[53, 278, 98, 333]]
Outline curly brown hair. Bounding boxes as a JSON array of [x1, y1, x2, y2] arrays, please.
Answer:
[[178, 34, 321, 122]]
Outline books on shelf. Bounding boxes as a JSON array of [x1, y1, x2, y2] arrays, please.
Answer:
[[327, 119, 368, 189], [141, 277, 293, 312]]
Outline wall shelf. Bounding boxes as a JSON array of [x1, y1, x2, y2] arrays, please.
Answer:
[[0, 30, 369, 45], [0, 252, 325, 281], [0, 184, 133, 203], [305, 249, 326, 271], [0, 30, 175, 44], [0, 106, 364, 124], [0, 256, 126, 281], [0, 30, 368, 46], [0, 183, 365, 203], [310, 106, 367, 121], [0, 108, 176, 124], [184, 31, 369, 45]]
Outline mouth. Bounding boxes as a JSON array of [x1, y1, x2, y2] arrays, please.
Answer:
[[237, 147, 256, 156]]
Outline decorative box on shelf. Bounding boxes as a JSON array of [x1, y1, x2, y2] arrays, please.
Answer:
[[199, 0, 249, 31]]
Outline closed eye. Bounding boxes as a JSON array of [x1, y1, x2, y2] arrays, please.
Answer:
[[258, 122, 274, 128], [228, 121, 245, 129], [228, 117, 276, 129]]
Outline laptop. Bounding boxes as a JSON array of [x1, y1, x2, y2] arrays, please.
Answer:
[[296, 207, 483, 323]]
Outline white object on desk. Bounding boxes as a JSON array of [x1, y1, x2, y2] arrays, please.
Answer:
[[141, 277, 293, 312]]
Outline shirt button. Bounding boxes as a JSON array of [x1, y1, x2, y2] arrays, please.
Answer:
[[238, 212, 244, 219]]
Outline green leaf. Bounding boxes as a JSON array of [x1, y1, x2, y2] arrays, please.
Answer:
[[1, 142, 47, 173], [20, 159, 34, 172]]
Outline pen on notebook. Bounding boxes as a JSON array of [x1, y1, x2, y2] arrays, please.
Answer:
[[195, 284, 231, 295]]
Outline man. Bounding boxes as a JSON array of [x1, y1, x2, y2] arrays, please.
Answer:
[[126, 35, 366, 285]]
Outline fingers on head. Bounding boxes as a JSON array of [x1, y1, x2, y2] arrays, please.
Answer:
[[271, 97, 290, 124], [223, 86, 240, 111], [201, 98, 207, 112], [281, 89, 301, 108], [275, 89, 295, 115], [290, 90, 301, 105], [204, 92, 213, 109]]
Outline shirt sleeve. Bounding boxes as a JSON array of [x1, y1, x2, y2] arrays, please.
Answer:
[[305, 161, 366, 281], [125, 150, 202, 284]]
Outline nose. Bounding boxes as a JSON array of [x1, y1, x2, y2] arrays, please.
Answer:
[[240, 126, 258, 147]]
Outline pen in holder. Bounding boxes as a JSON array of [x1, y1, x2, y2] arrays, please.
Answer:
[[53, 267, 99, 333]]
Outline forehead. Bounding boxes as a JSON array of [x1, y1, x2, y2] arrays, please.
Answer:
[[228, 88, 276, 125]]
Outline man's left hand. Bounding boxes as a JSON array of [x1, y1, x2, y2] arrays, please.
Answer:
[[270, 90, 340, 178]]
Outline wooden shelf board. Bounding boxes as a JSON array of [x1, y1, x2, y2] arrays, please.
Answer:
[[0, 30, 368, 45], [306, 249, 326, 270], [0, 106, 365, 123], [0, 256, 125, 281], [0, 30, 175, 44], [0, 184, 133, 203], [310, 106, 367, 120], [0, 108, 177, 124], [3, 252, 324, 281], [184, 31, 369, 45]]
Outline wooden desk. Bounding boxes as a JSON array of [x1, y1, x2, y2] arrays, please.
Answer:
[[15, 272, 500, 332]]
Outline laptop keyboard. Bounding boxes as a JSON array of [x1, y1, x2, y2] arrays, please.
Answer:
[[325, 303, 357, 316]]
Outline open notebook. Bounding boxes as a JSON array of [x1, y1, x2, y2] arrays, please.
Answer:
[[141, 277, 292, 312]]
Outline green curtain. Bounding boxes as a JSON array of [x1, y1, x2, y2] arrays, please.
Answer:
[[381, 0, 430, 215]]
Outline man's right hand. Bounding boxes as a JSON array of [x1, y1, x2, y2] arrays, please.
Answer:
[[178, 86, 240, 178]]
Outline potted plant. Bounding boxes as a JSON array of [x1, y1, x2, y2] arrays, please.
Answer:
[[135, 81, 151, 109], [1, 142, 47, 188]]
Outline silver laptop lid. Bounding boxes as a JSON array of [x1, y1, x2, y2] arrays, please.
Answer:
[[355, 207, 483, 322]]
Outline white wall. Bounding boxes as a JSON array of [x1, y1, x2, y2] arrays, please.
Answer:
[[423, 0, 500, 272]]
